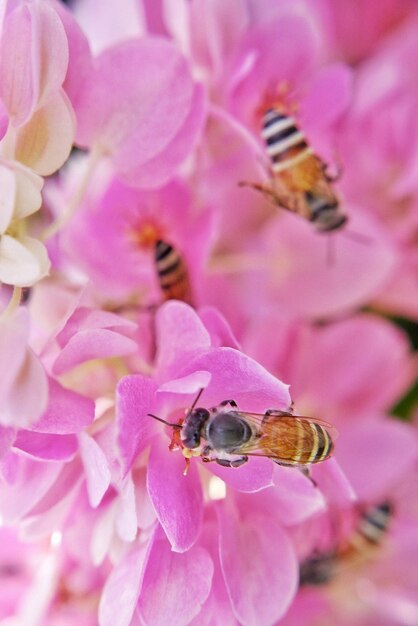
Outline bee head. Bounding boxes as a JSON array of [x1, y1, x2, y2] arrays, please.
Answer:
[[181, 408, 210, 449]]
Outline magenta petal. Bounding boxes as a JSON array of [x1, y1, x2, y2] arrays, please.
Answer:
[[119, 83, 205, 188], [155, 301, 211, 380], [98, 542, 152, 626], [115, 475, 138, 542], [157, 371, 211, 395], [53, 328, 138, 375], [13, 431, 77, 461], [56, 306, 137, 346], [218, 501, 298, 625], [311, 457, 356, 506], [184, 347, 291, 412], [78, 432, 111, 507], [116, 375, 158, 474], [272, 467, 326, 524], [137, 534, 213, 626], [31, 378, 94, 434], [300, 63, 353, 130], [147, 438, 203, 552], [198, 306, 241, 349], [0, 426, 15, 459], [208, 457, 274, 493], [75, 38, 200, 180], [336, 419, 418, 501], [0, 458, 62, 522]]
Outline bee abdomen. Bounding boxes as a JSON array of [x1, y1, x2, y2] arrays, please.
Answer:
[[261, 108, 312, 174], [154, 240, 192, 303], [357, 502, 392, 545], [309, 422, 333, 463]]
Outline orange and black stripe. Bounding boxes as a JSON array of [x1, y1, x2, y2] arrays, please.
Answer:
[[154, 239, 193, 304]]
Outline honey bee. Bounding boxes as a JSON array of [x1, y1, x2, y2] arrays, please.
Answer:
[[241, 107, 348, 233], [154, 239, 193, 305], [299, 502, 393, 587], [148, 389, 335, 474]]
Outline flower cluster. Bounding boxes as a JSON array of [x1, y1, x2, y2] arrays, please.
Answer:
[[0, 1, 417, 625]]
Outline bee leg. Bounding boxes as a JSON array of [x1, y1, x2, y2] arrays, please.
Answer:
[[219, 399, 238, 409], [238, 181, 278, 201], [299, 466, 317, 487], [215, 456, 248, 468], [263, 408, 293, 423]]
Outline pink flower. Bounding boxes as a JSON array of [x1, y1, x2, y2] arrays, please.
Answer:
[[74, 37, 205, 188], [63, 177, 214, 302]]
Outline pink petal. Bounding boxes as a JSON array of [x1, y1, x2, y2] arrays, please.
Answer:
[[0, 426, 15, 459], [118, 84, 205, 188], [53, 328, 138, 375], [207, 457, 274, 493], [13, 431, 77, 461], [2, 349, 49, 429], [116, 375, 158, 474], [147, 438, 203, 552], [57, 306, 137, 346], [272, 466, 326, 524], [25, 459, 81, 518], [311, 457, 356, 507], [75, 38, 201, 183], [0, 1, 68, 126], [157, 371, 212, 395], [183, 347, 291, 412], [98, 542, 152, 626], [50, 0, 93, 107], [253, 209, 396, 319], [0, 457, 62, 523], [289, 314, 415, 420], [188, 516, 238, 626], [198, 306, 241, 349], [230, 15, 318, 122], [336, 419, 418, 501], [0, 307, 29, 401], [218, 501, 298, 625], [300, 63, 353, 130], [115, 475, 138, 542], [155, 301, 211, 380], [31, 378, 94, 434], [134, 467, 157, 531], [78, 432, 111, 507], [137, 533, 213, 626]]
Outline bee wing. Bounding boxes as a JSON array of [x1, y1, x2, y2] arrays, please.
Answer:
[[232, 410, 338, 438], [234, 411, 336, 466]]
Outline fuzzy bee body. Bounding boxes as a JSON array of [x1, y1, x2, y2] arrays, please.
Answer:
[[299, 502, 393, 587], [149, 394, 335, 472], [242, 107, 347, 233], [154, 239, 193, 305]]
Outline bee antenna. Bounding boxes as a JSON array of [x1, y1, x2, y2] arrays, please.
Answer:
[[184, 387, 205, 420], [147, 414, 182, 429]]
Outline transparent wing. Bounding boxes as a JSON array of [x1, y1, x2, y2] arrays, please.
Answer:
[[233, 411, 335, 465]]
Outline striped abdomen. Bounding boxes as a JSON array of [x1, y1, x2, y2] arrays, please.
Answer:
[[261, 108, 313, 175], [355, 502, 392, 546], [262, 416, 334, 466], [154, 240, 193, 304]]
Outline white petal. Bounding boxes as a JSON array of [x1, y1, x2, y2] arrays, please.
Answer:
[[0, 164, 16, 234], [0, 234, 50, 286], [12, 90, 76, 176]]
